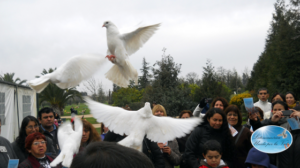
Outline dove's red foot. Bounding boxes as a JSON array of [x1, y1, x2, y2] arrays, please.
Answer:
[[105, 55, 116, 63]]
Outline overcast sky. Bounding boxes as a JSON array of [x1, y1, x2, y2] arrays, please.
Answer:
[[0, 0, 276, 93]]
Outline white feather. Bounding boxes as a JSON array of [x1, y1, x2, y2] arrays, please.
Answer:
[[27, 53, 107, 93], [105, 60, 138, 87], [103, 21, 160, 87], [85, 97, 201, 151], [121, 23, 160, 56], [50, 118, 83, 167]]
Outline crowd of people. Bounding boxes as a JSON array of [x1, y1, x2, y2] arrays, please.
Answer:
[[0, 88, 300, 168]]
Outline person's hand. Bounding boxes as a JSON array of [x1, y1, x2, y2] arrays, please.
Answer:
[[199, 98, 206, 108], [157, 143, 165, 149], [271, 111, 283, 123], [162, 146, 172, 155], [249, 112, 258, 121], [290, 109, 300, 119]]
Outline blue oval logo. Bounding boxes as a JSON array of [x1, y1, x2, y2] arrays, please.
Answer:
[[251, 125, 293, 154]]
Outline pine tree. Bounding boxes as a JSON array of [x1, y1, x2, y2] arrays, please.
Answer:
[[138, 57, 152, 89], [142, 49, 196, 116], [198, 60, 231, 100], [247, 0, 300, 99]]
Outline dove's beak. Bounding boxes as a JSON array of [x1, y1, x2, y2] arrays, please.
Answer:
[[102, 24, 105, 27]]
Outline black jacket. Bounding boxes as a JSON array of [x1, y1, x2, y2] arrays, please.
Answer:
[[185, 123, 234, 168], [104, 131, 165, 168], [177, 133, 191, 168], [42, 128, 60, 154]]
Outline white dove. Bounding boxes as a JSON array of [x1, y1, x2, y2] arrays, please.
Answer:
[[277, 129, 287, 139], [50, 117, 83, 167], [84, 97, 201, 151], [102, 21, 160, 87], [27, 53, 106, 93]]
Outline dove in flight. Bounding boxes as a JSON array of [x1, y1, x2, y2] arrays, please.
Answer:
[[27, 53, 106, 93], [50, 116, 83, 167], [102, 21, 160, 88], [84, 97, 201, 151], [277, 129, 287, 139]]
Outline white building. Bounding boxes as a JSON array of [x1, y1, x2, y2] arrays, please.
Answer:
[[0, 81, 37, 142]]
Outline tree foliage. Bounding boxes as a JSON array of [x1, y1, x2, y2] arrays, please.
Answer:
[[142, 50, 197, 116], [0, 72, 27, 85], [197, 60, 232, 100], [247, 0, 300, 99], [138, 57, 152, 89], [112, 87, 144, 107]]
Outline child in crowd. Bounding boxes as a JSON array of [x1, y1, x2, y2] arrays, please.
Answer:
[[199, 140, 229, 168], [245, 147, 277, 168]]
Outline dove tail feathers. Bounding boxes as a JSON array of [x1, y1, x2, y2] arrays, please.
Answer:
[[27, 75, 50, 93], [105, 60, 138, 87]]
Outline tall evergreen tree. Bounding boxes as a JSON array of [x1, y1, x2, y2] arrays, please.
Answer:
[[143, 49, 196, 116], [138, 57, 152, 89], [247, 0, 300, 98], [197, 60, 231, 100]]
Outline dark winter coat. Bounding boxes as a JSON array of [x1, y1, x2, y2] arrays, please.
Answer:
[[142, 137, 165, 168], [250, 118, 300, 168], [0, 136, 18, 168], [41, 125, 60, 154], [11, 136, 57, 163], [232, 125, 252, 168], [185, 123, 234, 168], [177, 133, 191, 168], [161, 139, 181, 168], [104, 131, 165, 168], [18, 154, 62, 168]]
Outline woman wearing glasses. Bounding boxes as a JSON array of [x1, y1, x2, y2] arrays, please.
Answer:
[[18, 132, 62, 168], [224, 105, 252, 168], [11, 116, 56, 163]]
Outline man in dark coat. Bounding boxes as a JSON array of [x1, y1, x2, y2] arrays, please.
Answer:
[[38, 107, 60, 154]]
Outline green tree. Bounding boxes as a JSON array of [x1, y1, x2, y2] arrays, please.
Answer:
[[0, 72, 27, 85], [247, 0, 300, 98], [198, 60, 231, 100], [37, 68, 82, 115], [97, 82, 107, 103], [112, 87, 144, 107], [143, 49, 197, 116], [138, 57, 152, 89]]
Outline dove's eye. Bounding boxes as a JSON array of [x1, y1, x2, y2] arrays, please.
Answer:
[[106, 22, 109, 24]]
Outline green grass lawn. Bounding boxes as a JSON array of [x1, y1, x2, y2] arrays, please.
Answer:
[[63, 117, 99, 124], [62, 103, 91, 116], [84, 117, 99, 124]]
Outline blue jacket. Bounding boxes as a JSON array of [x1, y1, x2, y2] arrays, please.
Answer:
[[245, 147, 277, 168]]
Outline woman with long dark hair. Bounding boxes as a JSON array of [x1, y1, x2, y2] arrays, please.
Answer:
[[185, 108, 236, 168], [11, 116, 56, 163]]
